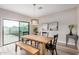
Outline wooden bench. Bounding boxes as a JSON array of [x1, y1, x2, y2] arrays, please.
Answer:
[[15, 41, 40, 55]]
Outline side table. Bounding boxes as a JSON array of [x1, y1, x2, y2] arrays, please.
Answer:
[[66, 34, 78, 47]]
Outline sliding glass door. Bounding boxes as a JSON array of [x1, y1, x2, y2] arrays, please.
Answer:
[[19, 22, 29, 40], [3, 20, 29, 45]]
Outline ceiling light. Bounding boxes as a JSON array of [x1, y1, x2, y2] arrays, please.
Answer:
[[31, 4, 39, 25], [31, 19, 39, 25]]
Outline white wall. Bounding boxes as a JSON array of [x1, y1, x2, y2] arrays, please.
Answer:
[[0, 8, 31, 46], [77, 7, 79, 48], [39, 8, 78, 45]]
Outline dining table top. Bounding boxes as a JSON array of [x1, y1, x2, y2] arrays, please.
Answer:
[[21, 34, 53, 44]]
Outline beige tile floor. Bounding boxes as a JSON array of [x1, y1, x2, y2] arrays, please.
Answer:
[[0, 42, 79, 55]]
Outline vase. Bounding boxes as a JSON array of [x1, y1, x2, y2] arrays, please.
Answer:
[[70, 30, 72, 35]]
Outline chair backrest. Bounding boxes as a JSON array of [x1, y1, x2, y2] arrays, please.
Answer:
[[53, 34, 58, 46], [45, 35, 58, 49], [42, 32, 48, 37]]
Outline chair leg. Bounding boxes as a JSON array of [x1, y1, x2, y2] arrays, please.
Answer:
[[55, 48, 57, 55], [25, 40, 27, 44], [35, 41, 37, 47], [35, 42, 39, 48], [52, 50, 54, 55], [31, 41, 32, 45], [50, 50, 54, 55], [21, 38, 24, 42], [37, 42, 39, 48], [25, 40, 29, 44]]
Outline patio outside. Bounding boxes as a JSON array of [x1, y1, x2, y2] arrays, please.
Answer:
[[3, 20, 29, 45]]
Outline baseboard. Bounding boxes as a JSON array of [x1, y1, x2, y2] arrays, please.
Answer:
[[57, 41, 79, 50]]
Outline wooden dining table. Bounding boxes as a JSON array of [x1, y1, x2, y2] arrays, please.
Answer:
[[21, 34, 53, 55]]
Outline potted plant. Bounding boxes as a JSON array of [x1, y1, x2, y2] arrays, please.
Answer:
[[68, 24, 74, 35], [33, 27, 38, 35]]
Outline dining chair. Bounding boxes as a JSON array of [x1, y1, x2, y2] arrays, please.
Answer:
[[45, 34, 58, 55]]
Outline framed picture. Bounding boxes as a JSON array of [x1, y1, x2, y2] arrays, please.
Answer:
[[42, 24, 48, 31], [48, 22, 58, 31]]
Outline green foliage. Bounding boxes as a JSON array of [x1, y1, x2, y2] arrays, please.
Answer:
[[68, 24, 74, 31], [4, 26, 29, 36], [33, 27, 38, 35]]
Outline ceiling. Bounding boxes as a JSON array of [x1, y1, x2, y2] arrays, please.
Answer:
[[0, 4, 78, 18]]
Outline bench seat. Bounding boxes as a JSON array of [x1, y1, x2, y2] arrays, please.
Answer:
[[15, 41, 39, 55]]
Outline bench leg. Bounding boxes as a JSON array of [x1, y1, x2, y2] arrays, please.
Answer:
[[20, 47, 22, 50], [15, 44, 17, 52]]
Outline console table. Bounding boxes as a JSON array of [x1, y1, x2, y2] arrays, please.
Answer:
[[66, 34, 78, 47]]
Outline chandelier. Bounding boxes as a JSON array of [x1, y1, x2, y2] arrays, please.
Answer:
[[31, 4, 39, 25]]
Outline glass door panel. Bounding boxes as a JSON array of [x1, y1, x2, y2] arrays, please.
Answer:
[[19, 22, 29, 39], [3, 20, 19, 45], [3, 20, 29, 45]]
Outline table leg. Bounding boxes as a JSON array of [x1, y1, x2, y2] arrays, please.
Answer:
[[32, 41, 35, 47], [75, 39, 78, 48], [66, 37, 68, 46], [39, 43, 48, 55], [39, 43, 43, 55], [44, 45, 48, 55]]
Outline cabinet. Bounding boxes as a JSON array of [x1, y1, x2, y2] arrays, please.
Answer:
[[66, 34, 78, 47]]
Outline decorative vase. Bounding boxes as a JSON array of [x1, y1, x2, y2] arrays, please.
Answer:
[[70, 30, 72, 35], [68, 24, 74, 35]]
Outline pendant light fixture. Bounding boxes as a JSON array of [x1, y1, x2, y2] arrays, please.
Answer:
[[31, 4, 39, 25]]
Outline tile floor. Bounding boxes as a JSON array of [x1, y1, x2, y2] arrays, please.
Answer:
[[0, 42, 79, 55]]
